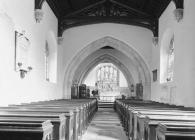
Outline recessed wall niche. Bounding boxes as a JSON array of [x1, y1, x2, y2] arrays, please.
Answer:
[[152, 69, 157, 82]]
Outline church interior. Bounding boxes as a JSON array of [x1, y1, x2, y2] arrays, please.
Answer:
[[1, 0, 195, 140]]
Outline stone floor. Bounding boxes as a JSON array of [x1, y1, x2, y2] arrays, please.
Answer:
[[81, 108, 129, 140]]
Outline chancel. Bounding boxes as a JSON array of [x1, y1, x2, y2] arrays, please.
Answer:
[[1, 0, 195, 140]]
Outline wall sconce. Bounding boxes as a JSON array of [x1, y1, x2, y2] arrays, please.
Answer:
[[17, 62, 32, 79]]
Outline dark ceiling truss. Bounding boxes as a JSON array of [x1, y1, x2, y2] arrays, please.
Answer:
[[58, 17, 158, 37], [109, 0, 153, 18], [34, 0, 183, 38], [58, 0, 157, 37], [64, 0, 106, 18], [111, 0, 152, 18], [67, 0, 75, 10], [35, 0, 45, 9], [172, 0, 184, 9], [34, 0, 61, 18]]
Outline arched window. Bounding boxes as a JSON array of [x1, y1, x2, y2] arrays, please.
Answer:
[[160, 29, 175, 83], [96, 63, 119, 92], [166, 36, 174, 82], [45, 31, 57, 83], [45, 41, 49, 81]]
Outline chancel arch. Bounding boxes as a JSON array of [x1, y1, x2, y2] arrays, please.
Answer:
[[72, 52, 135, 92], [63, 36, 151, 99]]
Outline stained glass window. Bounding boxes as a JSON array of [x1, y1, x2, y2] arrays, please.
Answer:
[[45, 41, 49, 81], [167, 36, 174, 82], [96, 64, 119, 92]]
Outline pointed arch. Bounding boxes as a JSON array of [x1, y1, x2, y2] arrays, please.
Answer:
[[63, 36, 151, 99]]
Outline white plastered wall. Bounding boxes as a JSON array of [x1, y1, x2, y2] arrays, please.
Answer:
[[151, 0, 195, 107], [60, 32, 152, 99], [0, 0, 61, 106]]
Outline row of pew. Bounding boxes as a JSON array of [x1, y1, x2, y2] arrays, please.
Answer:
[[0, 98, 98, 140], [115, 99, 195, 140]]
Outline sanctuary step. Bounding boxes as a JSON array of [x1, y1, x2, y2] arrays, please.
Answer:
[[81, 108, 128, 140], [98, 101, 114, 109]]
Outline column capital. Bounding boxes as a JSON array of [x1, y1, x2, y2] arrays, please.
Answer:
[[152, 37, 158, 47], [173, 8, 183, 22], [34, 9, 44, 23], [58, 37, 64, 44]]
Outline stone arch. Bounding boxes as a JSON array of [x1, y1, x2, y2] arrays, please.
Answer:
[[74, 54, 135, 93], [63, 36, 151, 99], [72, 46, 141, 88], [80, 55, 134, 86]]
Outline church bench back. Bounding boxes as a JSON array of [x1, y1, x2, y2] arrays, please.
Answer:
[[156, 122, 195, 140], [0, 120, 53, 140], [115, 99, 195, 140]]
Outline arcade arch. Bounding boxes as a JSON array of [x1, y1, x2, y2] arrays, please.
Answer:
[[63, 36, 151, 99]]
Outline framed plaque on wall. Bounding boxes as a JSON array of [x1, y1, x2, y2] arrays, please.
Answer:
[[14, 31, 30, 72]]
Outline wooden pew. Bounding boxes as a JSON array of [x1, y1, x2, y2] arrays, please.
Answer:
[[115, 99, 194, 140], [131, 109, 195, 140], [8, 99, 97, 140], [16, 98, 97, 132], [116, 101, 182, 139], [140, 115, 195, 140], [0, 99, 97, 140], [9, 103, 87, 139], [0, 115, 65, 140], [0, 111, 72, 140], [156, 122, 195, 140], [0, 120, 53, 140]]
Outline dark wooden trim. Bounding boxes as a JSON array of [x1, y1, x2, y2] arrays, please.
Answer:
[[172, 0, 184, 9], [67, 0, 75, 10], [35, 0, 46, 9], [151, 19, 158, 37], [64, 0, 106, 18], [157, 0, 172, 18], [35, 0, 60, 18], [58, 17, 158, 37], [110, 0, 153, 18], [46, 0, 61, 18]]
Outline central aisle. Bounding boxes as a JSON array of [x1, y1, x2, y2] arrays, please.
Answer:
[[81, 108, 129, 140]]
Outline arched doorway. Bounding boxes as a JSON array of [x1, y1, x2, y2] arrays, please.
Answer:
[[63, 36, 151, 99]]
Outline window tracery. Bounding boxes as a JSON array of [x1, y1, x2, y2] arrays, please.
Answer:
[[45, 41, 49, 81], [96, 64, 119, 92], [167, 36, 174, 82]]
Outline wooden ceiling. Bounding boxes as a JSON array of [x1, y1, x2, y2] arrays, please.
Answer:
[[35, 0, 183, 36]]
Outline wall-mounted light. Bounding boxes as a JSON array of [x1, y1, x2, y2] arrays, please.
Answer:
[[17, 62, 32, 78]]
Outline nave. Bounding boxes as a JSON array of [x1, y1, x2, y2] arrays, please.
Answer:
[[0, 97, 195, 140], [81, 107, 128, 140]]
